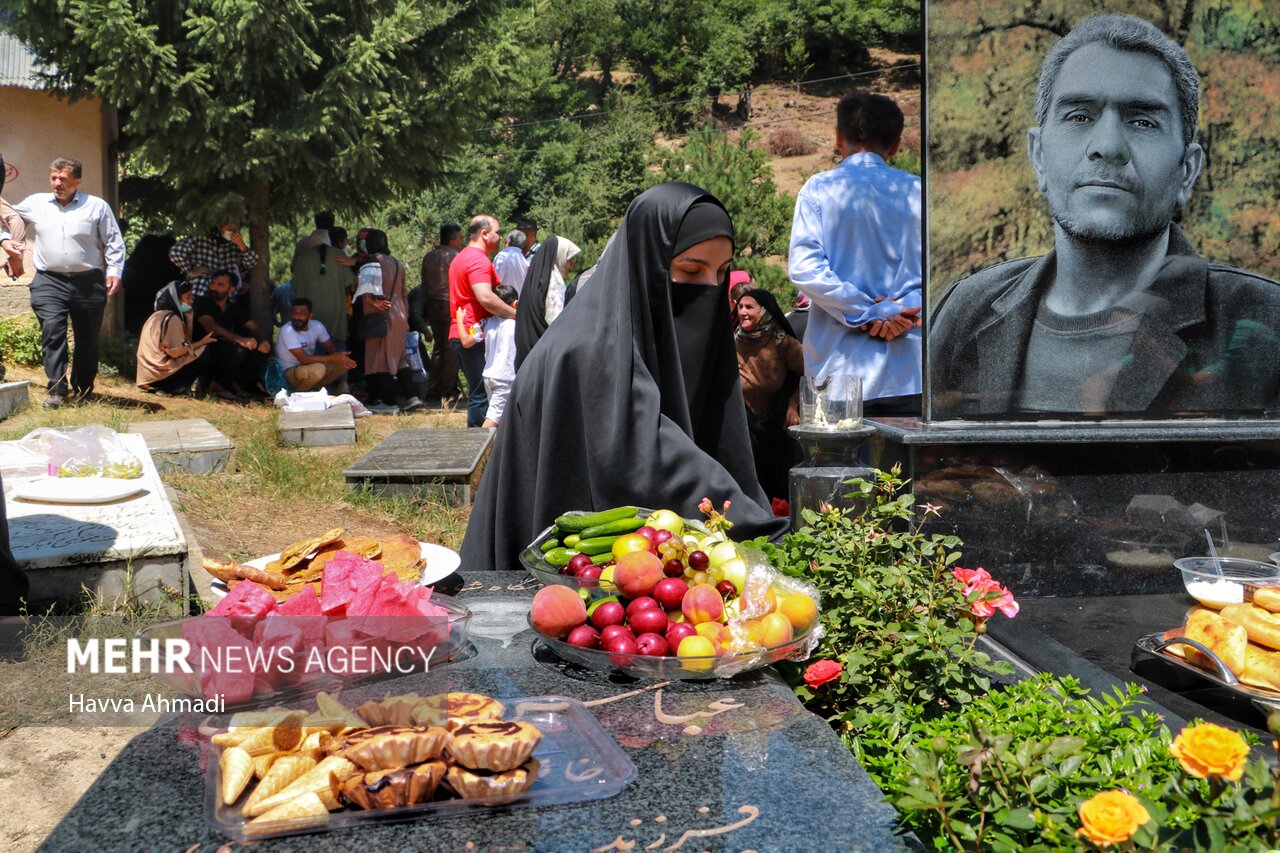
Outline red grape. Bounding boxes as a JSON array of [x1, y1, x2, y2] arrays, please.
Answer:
[[663, 559, 685, 578], [636, 526, 657, 542], [715, 580, 737, 600], [653, 529, 673, 546], [687, 550, 709, 571]]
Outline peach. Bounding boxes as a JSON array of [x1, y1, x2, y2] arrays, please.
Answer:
[[739, 619, 765, 649], [614, 550, 664, 599], [530, 585, 587, 638], [741, 584, 777, 617], [681, 583, 725, 625], [677, 635, 717, 671], [759, 612, 794, 647], [694, 621, 729, 646], [778, 593, 818, 631]]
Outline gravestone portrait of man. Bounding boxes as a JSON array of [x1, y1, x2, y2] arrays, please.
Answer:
[[930, 14, 1280, 420]]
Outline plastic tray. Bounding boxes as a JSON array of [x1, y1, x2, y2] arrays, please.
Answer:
[[137, 595, 472, 709], [206, 695, 637, 840], [531, 619, 814, 680]]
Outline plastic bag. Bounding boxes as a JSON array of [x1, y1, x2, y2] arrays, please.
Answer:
[[19, 426, 145, 478], [404, 332, 428, 383]]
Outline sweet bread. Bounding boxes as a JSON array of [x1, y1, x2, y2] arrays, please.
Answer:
[[445, 758, 540, 799], [1219, 603, 1280, 651], [338, 760, 448, 810], [446, 720, 541, 772]]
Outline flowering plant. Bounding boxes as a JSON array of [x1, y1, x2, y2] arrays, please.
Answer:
[[803, 660, 842, 689], [697, 497, 734, 534], [1076, 790, 1152, 847], [952, 566, 1019, 619]]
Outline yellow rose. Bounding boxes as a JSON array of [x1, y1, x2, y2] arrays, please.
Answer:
[[1170, 722, 1249, 781], [1076, 790, 1151, 847]]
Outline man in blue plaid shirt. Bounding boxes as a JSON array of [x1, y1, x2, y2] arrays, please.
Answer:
[[169, 222, 259, 298]]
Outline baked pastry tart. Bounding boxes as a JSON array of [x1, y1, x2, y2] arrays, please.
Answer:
[[446, 720, 542, 772], [338, 760, 448, 810], [445, 758, 541, 799]]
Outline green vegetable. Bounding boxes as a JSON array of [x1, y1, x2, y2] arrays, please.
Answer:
[[554, 506, 638, 533], [539, 538, 560, 553], [543, 547, 580, 567], [578, 517, 645, 539], [576, 535, 620, 556], [590, 552, 614, 566], [563, 534, 581, 548]]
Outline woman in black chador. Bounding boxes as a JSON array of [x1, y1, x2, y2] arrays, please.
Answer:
[[461, 183, 787, 571]]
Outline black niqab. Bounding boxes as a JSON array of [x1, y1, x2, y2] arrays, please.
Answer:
[[461, 183, 787, 571], [513, 235, 561, 371]]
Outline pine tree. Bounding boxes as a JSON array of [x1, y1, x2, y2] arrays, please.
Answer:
[[6, 0, 516, 321]]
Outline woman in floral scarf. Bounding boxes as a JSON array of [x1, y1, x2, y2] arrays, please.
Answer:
[[734, 287, 804, 500]]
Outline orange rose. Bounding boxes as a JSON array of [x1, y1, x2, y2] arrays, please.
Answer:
[[1076, 790, 1151, 847], [1169, 722, 1249, 781]]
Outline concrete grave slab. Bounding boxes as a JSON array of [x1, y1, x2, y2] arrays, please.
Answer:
[[125, 418, 236, 475], [1, 432, 188, 613], [344, 427, 494, 504], [0, 380, 30, 421], [278, 403, 356, 447]]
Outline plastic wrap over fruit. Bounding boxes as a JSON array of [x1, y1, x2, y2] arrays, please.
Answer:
[[19, 426, 145, 478], [723, 544, 823, 661]]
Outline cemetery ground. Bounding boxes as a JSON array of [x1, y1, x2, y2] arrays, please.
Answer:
[[0, 362, 470, 852]]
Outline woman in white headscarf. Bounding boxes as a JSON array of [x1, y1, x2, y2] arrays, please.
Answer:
[[514, 235, 581, 370]]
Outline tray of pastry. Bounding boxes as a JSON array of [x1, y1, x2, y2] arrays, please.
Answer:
[[204, 690, 636, 840], [1130, 592, 1280, 711]]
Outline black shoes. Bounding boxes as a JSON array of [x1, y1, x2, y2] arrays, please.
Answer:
[[43, 393, 65, 409]]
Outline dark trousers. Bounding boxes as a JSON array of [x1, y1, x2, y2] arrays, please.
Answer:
[[208, 340, 267, 392], [148, 348, 213, 394], [369, 369, 419, 406], [425, 299, 460, 397], [29, 269, 107, 397], [864, 393, 922, 418], [450, 338, 488, 427]]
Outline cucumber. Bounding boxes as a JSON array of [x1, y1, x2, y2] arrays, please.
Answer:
[[563, 534, 581, 548], [578, 517, 645, 540], [544, 547, 580, 567], [554, 506, 639, 533], [590, 552, 614, 566], [576, 535, 621, 556], [540, 538, 560, 553]]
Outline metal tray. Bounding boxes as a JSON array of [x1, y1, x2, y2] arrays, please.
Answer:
[[1131, 630, 1280, 710]]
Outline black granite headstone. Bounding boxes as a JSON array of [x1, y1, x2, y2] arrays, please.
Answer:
[[343, 428, 494, 504]]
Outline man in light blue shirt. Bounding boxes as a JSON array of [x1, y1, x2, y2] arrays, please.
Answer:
[[788, 92, 922, 416], [0, 157, 126, 407]]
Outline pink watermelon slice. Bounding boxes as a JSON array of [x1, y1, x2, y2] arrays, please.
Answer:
[[207, 581, 277, 637]]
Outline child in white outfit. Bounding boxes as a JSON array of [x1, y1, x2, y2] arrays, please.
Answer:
[[457, 283, 518, 427]]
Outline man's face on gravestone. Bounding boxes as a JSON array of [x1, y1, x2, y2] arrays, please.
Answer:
[[1028, 42, 1203, 245]]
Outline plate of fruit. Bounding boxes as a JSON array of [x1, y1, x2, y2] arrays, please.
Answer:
[[525, 503, 821, 679]]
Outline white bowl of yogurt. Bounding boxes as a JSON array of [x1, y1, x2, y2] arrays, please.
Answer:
[[1175, 556, 1280, 609]]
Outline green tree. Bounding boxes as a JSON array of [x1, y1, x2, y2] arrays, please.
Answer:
[[6, 0, 517, 323]]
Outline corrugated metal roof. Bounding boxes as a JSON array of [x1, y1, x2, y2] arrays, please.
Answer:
[[0, 30, 51, 89]]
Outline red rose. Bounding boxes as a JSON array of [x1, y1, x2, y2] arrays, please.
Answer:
[[804, 659, 843, 689]]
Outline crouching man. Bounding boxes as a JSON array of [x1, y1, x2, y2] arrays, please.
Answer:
[[276, 297, 356, 392]]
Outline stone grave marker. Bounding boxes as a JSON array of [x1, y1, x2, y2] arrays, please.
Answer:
[[344, 427, 494, 503], [126, 418, 236, 475], [0, 380, 29, 421], [278, 403, 356, 447]]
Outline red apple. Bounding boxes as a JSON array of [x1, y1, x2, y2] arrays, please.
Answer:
[[566, 625, 600, 649], [653, 577, 689, 611], [665, 622, 697, 649], [602, 633, 638, 665], [600, 624, 634, 643], [590, 600, 626, 630], [626, 596, 660, 619], [629, 607, 668, 636], [635, 632, 670, 657]]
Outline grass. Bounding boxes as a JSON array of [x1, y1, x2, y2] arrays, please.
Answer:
[[0, 363, 475, 720]]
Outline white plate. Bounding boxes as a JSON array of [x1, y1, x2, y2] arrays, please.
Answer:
[[209, 541, 460, 598], [12, 477, 147, 505]]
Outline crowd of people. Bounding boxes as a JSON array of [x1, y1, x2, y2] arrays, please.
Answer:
[[0, 90, 920, 544]]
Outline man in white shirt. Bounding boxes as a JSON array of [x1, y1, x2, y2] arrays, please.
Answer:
[[788, 93, 922, 417], [0, 157, 126, 408], [275, 298, 356, 392], [492, 229, 529, 293]]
